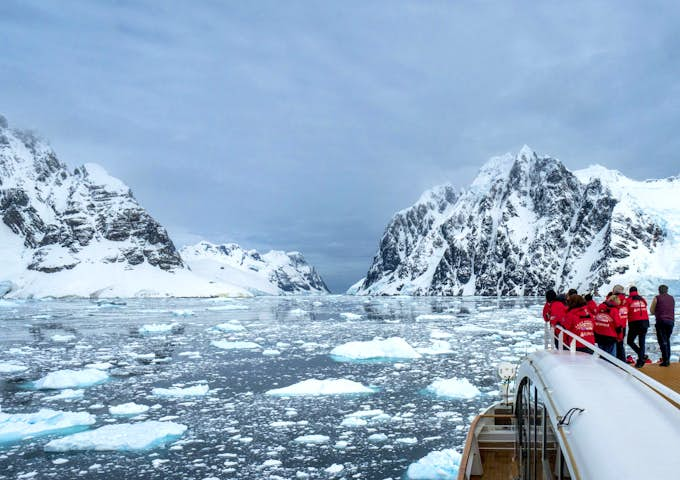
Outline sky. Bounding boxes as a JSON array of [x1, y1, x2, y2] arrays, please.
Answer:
[[1, 1, 680, 292]]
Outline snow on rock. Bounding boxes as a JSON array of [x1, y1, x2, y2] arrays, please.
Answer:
[[44, 389, 85, 401], [44, 421, 187, 452], [139, 323, 180, 335], [33, 369, 109, 390], [109, 403, 150, 416], [425, 378, 481, 399], [266, 379, 375, 396], [0, 409, 95, 444], [152, 384, 209, 398], [211, 340, 261, 350], [293, 434, 329, 444], [330, 337, 422, 361], [406, 448, 462, 479], [0, 362, 28, 374], [352, 146, 680, 296]]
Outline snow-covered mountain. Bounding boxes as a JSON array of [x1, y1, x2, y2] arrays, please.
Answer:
[[0, 114, 327, 298], [180, 242, 329, 295], [353, 145, 679, 296]]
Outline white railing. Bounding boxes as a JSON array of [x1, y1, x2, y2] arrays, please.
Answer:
[[547, 325, 680, 407]]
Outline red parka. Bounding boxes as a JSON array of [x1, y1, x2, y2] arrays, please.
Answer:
[[561, 305, 595, 349], [626, 295, 649, 322], [586, 299, 598, 317], [593, 302, 622, 338]]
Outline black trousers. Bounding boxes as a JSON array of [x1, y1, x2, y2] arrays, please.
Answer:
[[615, 327, 626, 361], [656, 322, 674, 363], [627, 321, 648, 361]]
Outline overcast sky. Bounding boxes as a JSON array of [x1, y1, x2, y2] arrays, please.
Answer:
[[2, 1, 680, 292]]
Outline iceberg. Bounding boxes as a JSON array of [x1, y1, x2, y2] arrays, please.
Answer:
[[44, 389, 85, 401], [406, 448, 462, 479], [51, 334, 76, 343], [425, 378, 481, 399], [211, 340, 261, 350], [213, 322, 246, 332], [139, 323, 180, 335], [33, 369, 109, 390], [109, 403, 150, 416], [0, 362, 28, 374], [44, 421, 187, 452], [266, 378, 375, 396], [330, 337, 422, 361], [152, 384, 209, 398], [0, 409, 95, 444]]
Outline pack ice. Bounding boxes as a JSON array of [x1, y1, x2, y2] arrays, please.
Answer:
[[330, 337, 422, 361], [425, 378, 481, 399], [406, 448, 462, 479], [152, 384, 210, 398], [0, 409, 95, 444], [266, 378, 375, 396], [33, 369, 109, 390], [43, 421, 187, 451]]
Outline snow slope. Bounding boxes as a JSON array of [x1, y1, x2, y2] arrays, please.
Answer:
[[354, 146, 679, 296], [180, 241, 329, 295]]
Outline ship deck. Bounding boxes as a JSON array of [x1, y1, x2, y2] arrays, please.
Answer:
[[641, 362, 680, 406]]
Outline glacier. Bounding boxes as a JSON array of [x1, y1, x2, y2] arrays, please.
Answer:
[[353, 146, 680, 296]]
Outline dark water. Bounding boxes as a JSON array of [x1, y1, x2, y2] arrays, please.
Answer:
[[0, 296, 555, 479]]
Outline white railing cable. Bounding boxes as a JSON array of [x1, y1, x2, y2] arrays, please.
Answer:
[[547, 325, 680, 407]]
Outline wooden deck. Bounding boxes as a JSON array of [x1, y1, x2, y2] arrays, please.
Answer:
[[470, 450, 517, 480], [641, 362, 680, 404]]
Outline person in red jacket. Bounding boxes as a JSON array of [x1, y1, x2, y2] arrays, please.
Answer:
[[560, 295, 595, 353], [625, 286, 649, 368], [593, 298, 621, 357], [543, 289, 567, 348], [585, 293, 598, 316], [612, 285, 628, 361]]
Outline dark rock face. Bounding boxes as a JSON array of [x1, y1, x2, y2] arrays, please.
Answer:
[[357, 147, 665, 296], [0, 118, 183, 275]]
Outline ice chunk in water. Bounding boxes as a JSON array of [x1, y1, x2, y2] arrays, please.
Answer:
[[139, 323, 180, 335], [0, 362, 28, 374], [213, 322, 245, 332], [294, 434, 329, 444], [266, 379, 375, 396], [44, 421, 187, 451], [425, 378, 481, 399], [339, 312, 362, 320], [330, 337, 421, 361], [405, 448, 462, 479], [33, 369, 109, 390], [44, 389, 84, 401], [109, 403, 150, 416], [211, 340, 260, 350], [0, 409, 95, 444], [152, 384, 209, 398], [417, 340, 454, 355], [51, 334, 75, 343]]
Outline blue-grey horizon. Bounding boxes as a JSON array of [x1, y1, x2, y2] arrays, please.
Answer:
[[2, 1, 680, 292]]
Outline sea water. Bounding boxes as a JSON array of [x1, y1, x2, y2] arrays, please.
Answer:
[[0, 296, 671, 479]]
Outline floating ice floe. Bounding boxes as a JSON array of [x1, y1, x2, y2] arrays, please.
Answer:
[[266, 378, 375, 396], [51, 334, 76, 343], [325, 464, 344, 474], [44, 421, 187, 452], [367, 433, 388, 443], [406, 448, 462, 479], [84, 362, 113, 370], [206, 305, 249, 311], [152, 384, 209, 398], [139, 323, 180, 335], [44, 389, 84, 401], [339, 312, 362, 320], [417, 340, 454, 355], [33, 369, 109, 390], [211, 340, 261, 350], [430, 329, 453, 339], [288, 308, 309, 316], [330, 337, 421, 361], [453, 325, 493, 335], [0, 409, 95, 444], [213, 321, 246, 332], [0, 362, 28, 374], [416, 314, 457, 321], [262, 349, 281, 356], [171, 309, 195, 317], [425, 378, 481, 399], [294, 434, 329, 444], [109, 403, 150, 416]]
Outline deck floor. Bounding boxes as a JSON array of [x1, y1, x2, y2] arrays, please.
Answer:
[[471, 450, 517, 480], [641, 362, 680, 400]]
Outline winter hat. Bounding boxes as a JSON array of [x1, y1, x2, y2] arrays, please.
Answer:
[[613, 284, 625, 294], [629, 286, 638, 294]]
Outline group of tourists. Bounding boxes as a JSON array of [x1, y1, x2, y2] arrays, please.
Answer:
[[542, 284, 676, 367]]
